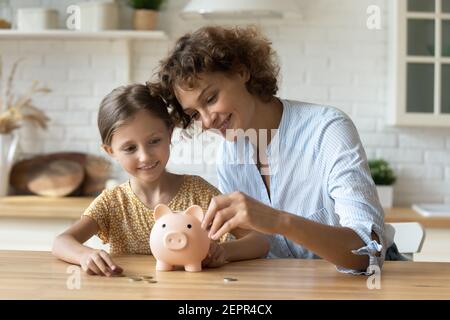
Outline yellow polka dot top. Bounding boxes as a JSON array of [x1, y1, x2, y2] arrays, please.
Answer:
[[82, 175, 222, 255]]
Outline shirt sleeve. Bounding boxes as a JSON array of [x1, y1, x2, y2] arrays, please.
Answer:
[[82, 190, 111, 244], [322, 113, 386, 275]]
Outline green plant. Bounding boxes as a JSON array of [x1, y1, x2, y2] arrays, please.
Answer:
[[368, 159, 396, 186], [128, 0, 165, 10]]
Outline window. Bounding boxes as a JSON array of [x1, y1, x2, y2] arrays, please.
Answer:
[[392, 0, 450, 126]]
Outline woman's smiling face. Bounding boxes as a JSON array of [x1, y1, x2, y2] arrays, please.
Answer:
[[104, 109, 172, 184], [174, 71, 256, 140]]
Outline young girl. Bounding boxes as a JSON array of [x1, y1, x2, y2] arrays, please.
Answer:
[[52, 84, 269, 276]]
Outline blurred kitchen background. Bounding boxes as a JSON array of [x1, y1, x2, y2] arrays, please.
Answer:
[[0, 0, 449, 261]]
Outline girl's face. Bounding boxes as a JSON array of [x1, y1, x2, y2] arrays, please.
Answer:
[[174, 71, 256, 141], [104, 110, 172, 184]]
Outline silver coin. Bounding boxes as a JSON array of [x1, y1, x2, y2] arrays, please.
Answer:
[[128, 276, 143, 282], [223, 277, 238, 282], [145, 280, 158, 284]]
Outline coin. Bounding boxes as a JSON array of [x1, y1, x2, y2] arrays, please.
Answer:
[[223, 277, 238, 282], [145, 280, 158, 284], [128, 276, 143, 282], [141, 275, 153, 280]]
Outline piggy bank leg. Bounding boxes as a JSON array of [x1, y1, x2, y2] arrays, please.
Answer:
[[185, 263, 202, 272], [156, 260, 173, 271]]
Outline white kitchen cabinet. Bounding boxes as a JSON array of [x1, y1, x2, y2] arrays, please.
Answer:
[[414, 228, 450, 262], [391, 0, 450, 126], [0, 196, 109, 253], [0, 217, 110, 252]]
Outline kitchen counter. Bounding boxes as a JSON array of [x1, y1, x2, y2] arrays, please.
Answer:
[[384, 207, 450, 228], [0, 196, 92, 219], [1, 250, 450, 299], [1, 196, 449, 228], [1, 196, 449, 262]]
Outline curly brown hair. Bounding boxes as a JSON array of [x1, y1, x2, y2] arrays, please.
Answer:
[[148, 25, 280, 128]]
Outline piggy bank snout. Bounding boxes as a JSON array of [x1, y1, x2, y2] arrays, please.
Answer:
[[163, 231, 188, 250]]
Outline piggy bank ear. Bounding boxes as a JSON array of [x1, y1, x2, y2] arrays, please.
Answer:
[[184, 205, 204, 222], [153, 204, 173, 221]]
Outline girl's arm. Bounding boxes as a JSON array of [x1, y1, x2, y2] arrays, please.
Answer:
[[203, 230, 269, 268], [52, 216, 122, 276]]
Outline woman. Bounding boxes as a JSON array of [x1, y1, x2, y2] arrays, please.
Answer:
[[149, 25, 396, 274]]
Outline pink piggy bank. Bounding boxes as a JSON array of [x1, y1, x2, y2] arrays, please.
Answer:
[[150, 204, 210, 272]]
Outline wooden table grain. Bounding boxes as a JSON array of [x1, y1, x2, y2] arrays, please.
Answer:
[[1, 250, 450, 299]]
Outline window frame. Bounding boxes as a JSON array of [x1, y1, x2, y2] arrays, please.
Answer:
[[391, 0, 450, 126]]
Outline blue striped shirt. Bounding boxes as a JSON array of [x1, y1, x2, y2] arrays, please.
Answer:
[[216, 99, 394, 275]]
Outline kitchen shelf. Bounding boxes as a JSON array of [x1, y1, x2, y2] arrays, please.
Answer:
[[0, 196, 94, 219], [0, 29, 168, 40]]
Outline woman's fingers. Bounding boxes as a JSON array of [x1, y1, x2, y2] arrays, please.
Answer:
[[211, 216, 240, 241], [202, 195, 232, 230], [208, 207, 236, 238]]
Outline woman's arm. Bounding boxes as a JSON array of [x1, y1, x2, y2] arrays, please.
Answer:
[[203, 192, 377, 271], [277, 212, 379, 271], [222, 231, 270, 262], [52, 216, 122, 276]]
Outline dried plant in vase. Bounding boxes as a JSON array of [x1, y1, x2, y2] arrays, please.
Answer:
[[0, 57, 51, 134], [0, 56, 51, 196]]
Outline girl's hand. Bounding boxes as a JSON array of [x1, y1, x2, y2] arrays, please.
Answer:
[[80, 249, 123, 276], [202, 192, 281, 241], [202, 241, 228, 268]]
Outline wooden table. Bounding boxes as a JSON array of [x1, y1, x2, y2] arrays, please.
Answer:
[[1, 250, 450, 299]]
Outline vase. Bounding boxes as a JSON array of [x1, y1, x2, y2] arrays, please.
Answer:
[[77, 1, 119, 31], [133, 9, 158, 30], [0, 133, 19, 196], [376, 185, 394, 209]]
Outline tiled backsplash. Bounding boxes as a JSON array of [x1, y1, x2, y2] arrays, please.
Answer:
[[1, 0, 450, 205]]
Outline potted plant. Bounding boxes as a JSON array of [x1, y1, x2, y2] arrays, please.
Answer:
[[128, 0, 165, 30], [0, 56, 50, 196], [368, 159, 397, 208]]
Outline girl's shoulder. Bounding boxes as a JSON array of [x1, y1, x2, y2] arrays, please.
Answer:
[[182, 175, 220, 196], [171, 175, 220, 212], [91, 181, 132, 207]]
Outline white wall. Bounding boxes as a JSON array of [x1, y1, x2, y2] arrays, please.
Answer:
[[1, 0, 450, 206]]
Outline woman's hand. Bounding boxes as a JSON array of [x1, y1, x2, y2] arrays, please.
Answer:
[[202, 241, 228, 268], [202, 192, 282, 241], [79, 249, 123, 276]]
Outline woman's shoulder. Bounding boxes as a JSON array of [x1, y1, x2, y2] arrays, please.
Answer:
[[281, 98, 348, 122]]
